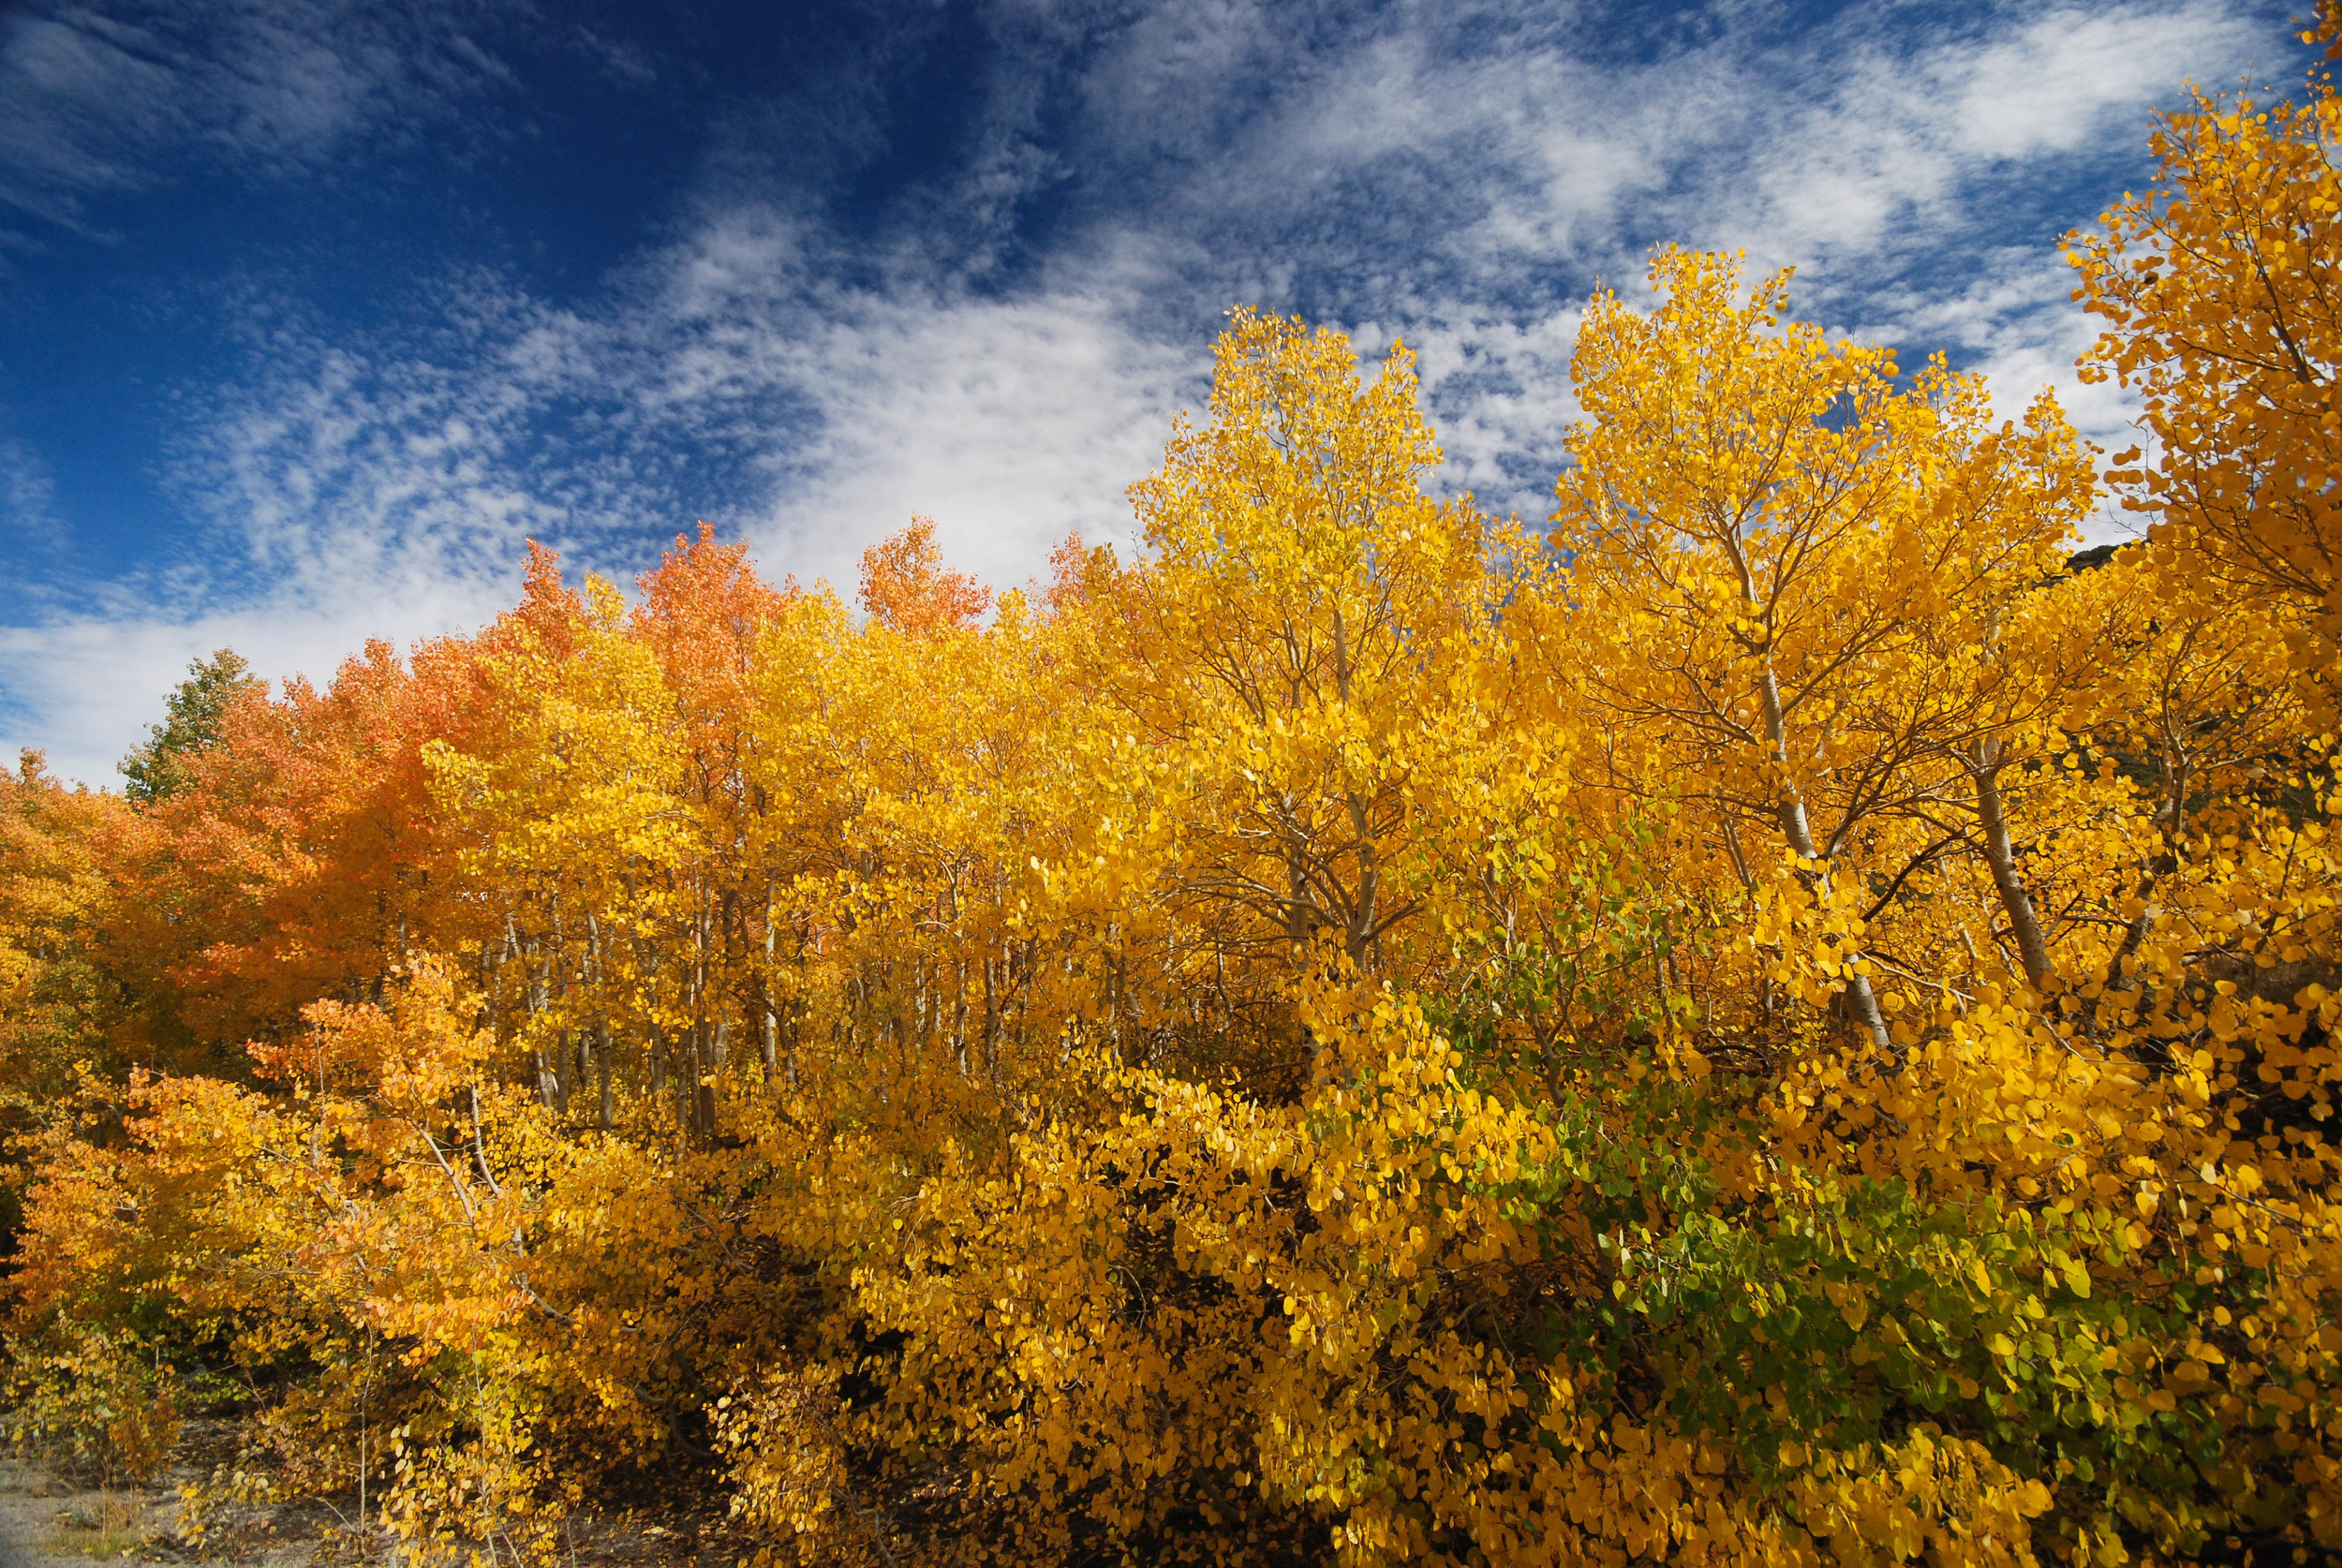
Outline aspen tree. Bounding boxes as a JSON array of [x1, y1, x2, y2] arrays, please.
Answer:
[[2071, 22, 2342, 700], [1549, 248, 2095, 1028], [1111, 310, 1493, 988]]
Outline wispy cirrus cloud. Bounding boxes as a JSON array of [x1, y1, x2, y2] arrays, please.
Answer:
[[0, 432, 58, 540], [0, 0, 518, 238]]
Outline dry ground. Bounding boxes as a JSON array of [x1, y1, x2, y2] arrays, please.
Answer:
[[0, 1459, 199, 1567], [0, 1437, 769, 1568]]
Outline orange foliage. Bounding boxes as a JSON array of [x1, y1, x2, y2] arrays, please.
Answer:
[[142, 635, 480, 1044], [858, 516, 993, 633]]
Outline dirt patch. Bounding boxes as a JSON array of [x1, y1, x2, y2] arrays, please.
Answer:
[[0, 1432, 356, 1568], [0, 1451, 769, 1568], [0, 1461, 182, 1566]]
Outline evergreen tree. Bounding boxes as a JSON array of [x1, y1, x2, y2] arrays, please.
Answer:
[[118, 649, 260, 806]]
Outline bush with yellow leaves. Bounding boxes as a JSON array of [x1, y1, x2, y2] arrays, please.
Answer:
[[3, 1322, 181, 1488]]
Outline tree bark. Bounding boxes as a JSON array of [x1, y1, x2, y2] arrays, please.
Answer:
[[1972, 738, 2053, 991], [594, 1019, 614, 1132], [698, 1019, 724, 1147], [1756, 658, 1892, 1050]]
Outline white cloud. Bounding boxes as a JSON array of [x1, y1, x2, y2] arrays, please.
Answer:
[[1944, 8, 2239, 161], [748, 284, 1200, 590]]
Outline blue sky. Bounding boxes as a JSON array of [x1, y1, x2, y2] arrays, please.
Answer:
[[0, 0, 2314, 784]]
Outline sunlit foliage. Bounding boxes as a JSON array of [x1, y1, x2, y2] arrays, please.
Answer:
[[9, 37, 2342, 1566]]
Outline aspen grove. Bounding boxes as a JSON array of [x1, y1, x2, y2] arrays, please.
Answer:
[[7, 23, 2342, 1568]]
